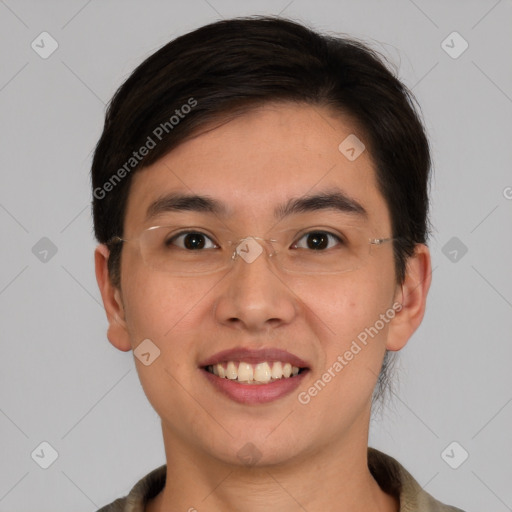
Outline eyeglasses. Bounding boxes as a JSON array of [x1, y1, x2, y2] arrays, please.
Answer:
[[108, 224, 397, 276]]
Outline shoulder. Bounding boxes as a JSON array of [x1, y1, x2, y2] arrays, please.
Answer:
[[368, 447, 467, 512], [96, 497, 127, 512], [95, 464, 167, 512]]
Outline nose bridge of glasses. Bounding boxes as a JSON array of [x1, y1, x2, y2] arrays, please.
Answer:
[[230, 236, 277, 265]]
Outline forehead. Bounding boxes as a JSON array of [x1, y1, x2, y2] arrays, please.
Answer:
[[123, 103, 391, 232]]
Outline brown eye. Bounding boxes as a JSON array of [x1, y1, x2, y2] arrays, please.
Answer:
[[293, 231, 342, 251], [168, 232, 217, 250]]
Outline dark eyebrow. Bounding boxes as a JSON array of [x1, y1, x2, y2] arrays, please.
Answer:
[[145, 189, 367, 223], [274, 190, 368, 220], [145, 193, 227, 222]]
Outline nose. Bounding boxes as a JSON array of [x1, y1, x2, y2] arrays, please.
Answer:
[[213, 238, 298, 332]]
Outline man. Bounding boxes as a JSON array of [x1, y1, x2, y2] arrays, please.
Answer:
[[92, 15, 465, 512]]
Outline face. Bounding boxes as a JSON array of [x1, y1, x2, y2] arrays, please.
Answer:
[[97, 102, 429, 468]]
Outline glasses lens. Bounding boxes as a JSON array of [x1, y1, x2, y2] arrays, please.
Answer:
[[274, 225, 371, 275], [135, 224, 388, 276], [140, 226, 229, 275]]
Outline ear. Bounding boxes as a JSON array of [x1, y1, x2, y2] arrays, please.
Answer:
[[386, 243, 432, 351], [94, 244, 132, 352]]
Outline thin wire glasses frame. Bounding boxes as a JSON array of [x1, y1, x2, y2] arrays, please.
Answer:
[[107, 224, 400, 276]]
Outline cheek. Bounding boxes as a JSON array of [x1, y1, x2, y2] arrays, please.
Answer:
[[289, 269, 395, 345], [118, 266, 216, 416], [292, 271, 395, 404], [120, 259, 218, 346]]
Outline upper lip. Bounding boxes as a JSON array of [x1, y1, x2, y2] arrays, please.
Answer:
[[199, 348, 310, 369]]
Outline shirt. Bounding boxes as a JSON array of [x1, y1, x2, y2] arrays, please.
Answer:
[[96, 447, 466, 512]]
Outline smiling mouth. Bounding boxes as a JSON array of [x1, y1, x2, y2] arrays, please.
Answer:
[[203, 361, 307, 385]]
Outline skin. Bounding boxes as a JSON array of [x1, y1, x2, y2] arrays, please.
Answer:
[[95, 102, 431, 511]]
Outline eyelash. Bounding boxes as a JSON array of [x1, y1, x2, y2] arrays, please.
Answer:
[[167, 230, 345, 250]]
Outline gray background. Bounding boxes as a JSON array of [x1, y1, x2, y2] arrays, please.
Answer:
[[1, 0, 511, 510]]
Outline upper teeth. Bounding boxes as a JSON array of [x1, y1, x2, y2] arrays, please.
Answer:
[[207, 361, 300, 384]]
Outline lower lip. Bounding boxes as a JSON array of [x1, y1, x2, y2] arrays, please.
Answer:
[[201, 368, 308, 404]]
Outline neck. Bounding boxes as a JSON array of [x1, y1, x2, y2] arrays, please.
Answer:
[[146, 430, 398, 512]]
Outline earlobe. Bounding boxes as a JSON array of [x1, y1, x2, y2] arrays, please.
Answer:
[[94, 244, 132, 352], [386, 244, 432, 351]]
